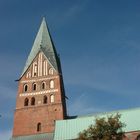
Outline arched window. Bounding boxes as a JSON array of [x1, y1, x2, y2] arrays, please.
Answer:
[[49, 68, 54, 75], [37, 123, 41, 132], [32, 62, 37, 77], [24, 98, 29, 106], [33, 83, 37, 91], [24, 84, 28, 92], [43, 95, 47, 104], [50, 80, 54, 89], [137, 135, 140, 140], [50, 94, 54, 103], [31, 97, 35, 105], [42, 82, 46, 90]]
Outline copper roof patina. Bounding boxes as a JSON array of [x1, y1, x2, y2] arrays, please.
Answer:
[[54, 107, 140, 140], [11, 133, 53, 140], [21, 17, 59, 78]]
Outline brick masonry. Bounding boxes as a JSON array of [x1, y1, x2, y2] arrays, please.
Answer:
[[12, 52, 67, 136]]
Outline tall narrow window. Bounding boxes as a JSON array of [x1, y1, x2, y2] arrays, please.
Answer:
[[24, 84, 28, 92], [43, 95, 47, 104], [42, 82, 46, 90], [32, 62, 37, 77], [49, 68, 54, 75], [31, 97, 35, 105], [33, 83, 37, 91], [50, 80, 54, 89], [24, 98, 29, 106], [50, 94, 54, 103], [37, 123, 41, 132]]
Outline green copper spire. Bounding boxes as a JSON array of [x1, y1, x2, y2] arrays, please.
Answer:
[[21, 17, 59, 77]]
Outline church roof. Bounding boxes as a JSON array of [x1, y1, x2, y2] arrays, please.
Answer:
[[21, 18, 59, 78], [54, 107, 140, 140], [11, 133, 53, 140]]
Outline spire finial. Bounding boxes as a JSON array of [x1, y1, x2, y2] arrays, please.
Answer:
[[42, 16, 46, 21]]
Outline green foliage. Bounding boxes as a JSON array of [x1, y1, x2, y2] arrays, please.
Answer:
[[78, 114, 125, 140]]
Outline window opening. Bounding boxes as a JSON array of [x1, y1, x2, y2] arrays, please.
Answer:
[[50, 80, 54, 89], [42, 82, 45, 90], [43, 96, 47, 104], [24, 98, 29, 106], [50, 94, 54, 103], [37, 123, 41, 132], [33, 83, 37, 91], [31, 97, 35, 105], [24, 84, 28, 92]]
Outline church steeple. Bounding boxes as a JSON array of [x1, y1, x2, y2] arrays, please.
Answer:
[[12, 18, 67, 138], [21, 17, 59, 77]]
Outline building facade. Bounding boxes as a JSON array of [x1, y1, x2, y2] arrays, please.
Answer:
[[11, 18, 67, 140], [11, 18, 140, 140]]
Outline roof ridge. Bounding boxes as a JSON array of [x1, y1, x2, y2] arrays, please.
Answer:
[[77, 107, 140, 119]]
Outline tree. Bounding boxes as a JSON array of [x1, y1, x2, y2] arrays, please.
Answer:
[[78, 114, 125, 140]]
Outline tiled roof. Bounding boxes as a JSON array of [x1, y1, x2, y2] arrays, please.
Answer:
[[54, 107, 140, 140], [21, 17, 59, 78], [11, 133, 53, 140]]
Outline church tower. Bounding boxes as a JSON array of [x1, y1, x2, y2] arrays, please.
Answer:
[[12, 18, 67, 138]]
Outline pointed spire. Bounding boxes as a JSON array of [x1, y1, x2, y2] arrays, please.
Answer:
[[21, 17, 59, 77]]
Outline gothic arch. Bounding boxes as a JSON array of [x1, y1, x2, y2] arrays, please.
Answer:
[[37, 122, 41, 132], [31, 97, 35, 105], [24, 98, 29, 106], [41, 82, 46, 90], [50, 94, 54, 103], [43, 95, 47, 104], [33, 83, 37, 91], [24, 84, 28, 92], [50, 80, 54, 89]]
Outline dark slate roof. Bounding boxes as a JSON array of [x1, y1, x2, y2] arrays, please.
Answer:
[[21, 17, 59, 78], [10, 133, 53, 140]]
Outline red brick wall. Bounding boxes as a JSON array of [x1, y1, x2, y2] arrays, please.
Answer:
[[12, 52, 67, 136], [13, 104, 64, 136]]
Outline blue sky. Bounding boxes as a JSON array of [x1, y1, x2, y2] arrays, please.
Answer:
[[1, 0, 140, 139]]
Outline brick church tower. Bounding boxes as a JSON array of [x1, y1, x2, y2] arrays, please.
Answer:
[[11, 18, 67, 138]]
